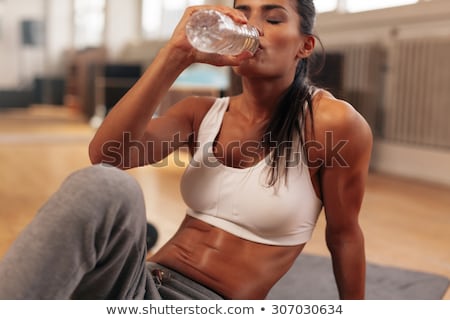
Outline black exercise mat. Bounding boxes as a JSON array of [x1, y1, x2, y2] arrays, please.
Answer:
[[267, 254, 449, 300]]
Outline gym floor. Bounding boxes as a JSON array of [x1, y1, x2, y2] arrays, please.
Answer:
[[0, 105, 449, 299]]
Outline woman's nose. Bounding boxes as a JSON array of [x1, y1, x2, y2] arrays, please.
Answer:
[[255, 26, 264, 37], [248, 18, 264, 36]]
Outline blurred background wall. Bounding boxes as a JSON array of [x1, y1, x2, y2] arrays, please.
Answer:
[[0, 0, 449, 186]]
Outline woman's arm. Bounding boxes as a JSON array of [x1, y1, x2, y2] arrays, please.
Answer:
[[88, 5, 252, 169], [312, 96, 373, 299], [88, 44, 193, 168]]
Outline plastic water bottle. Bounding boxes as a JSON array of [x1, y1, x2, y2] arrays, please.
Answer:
[[185, 9, 259, 56]]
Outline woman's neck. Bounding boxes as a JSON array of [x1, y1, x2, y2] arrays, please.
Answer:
[[235, 77, 291, 122]]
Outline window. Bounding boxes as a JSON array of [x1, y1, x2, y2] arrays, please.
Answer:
[[314, 0, 338, 13], [314, 0, 424, 14], [74, 0, 105, 49], [142, 0, 205, 40], [346, 0, 419, 13], [141, 0, 426, 38]]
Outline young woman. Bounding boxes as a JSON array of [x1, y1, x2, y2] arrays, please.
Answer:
[[0, 0, 372, 300]]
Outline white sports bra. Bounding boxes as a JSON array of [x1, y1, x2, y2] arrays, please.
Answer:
[[180, 97, 322, 246]]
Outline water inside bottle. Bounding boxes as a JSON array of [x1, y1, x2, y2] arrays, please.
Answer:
[[186, 10, 259, 55]]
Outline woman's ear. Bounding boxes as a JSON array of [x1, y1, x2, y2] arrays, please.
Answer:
[[297, 35, 316, 59]]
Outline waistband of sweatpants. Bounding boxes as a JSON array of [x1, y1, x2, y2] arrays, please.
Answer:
[[146, 261, 225, 299]]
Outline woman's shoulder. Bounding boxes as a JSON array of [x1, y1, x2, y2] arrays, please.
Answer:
[[170, 95, 219, 113], [311, 89, 372, 141], [307, 89, 373, 167], [163, 95, 221, 122], [165, 95, 227, 138]]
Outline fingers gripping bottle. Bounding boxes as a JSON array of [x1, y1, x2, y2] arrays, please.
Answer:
[[185, 9, 260, 56]]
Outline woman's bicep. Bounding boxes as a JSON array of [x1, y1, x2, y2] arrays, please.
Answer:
[[142, 113, 193, 165], [317, 101, 373, 240], [140, 95, 215, 166]]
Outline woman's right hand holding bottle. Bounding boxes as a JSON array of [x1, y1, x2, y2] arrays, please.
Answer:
[[166, 5, 255, 68]]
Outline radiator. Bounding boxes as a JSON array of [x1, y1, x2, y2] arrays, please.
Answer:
[[328, 39, 450, 149], [384, 38, 450, 149], [326, 43, 386, 136]]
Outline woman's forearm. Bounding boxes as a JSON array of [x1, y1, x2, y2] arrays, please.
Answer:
[[328, 230, 366, 299], [88, 45, 192, 164]]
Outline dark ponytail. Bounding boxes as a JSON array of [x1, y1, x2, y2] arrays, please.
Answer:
[[263, 0, 319, 186], [263, 58, 315, 186]]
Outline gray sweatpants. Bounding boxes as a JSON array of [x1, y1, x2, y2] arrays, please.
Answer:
[[0, 164, 149, 299], [0, 164, 222, 300]]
